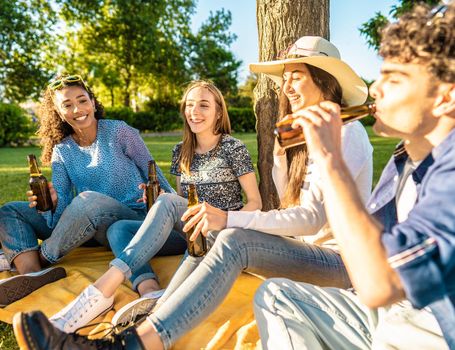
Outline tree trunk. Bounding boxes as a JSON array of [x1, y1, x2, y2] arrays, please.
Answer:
[[110, 88, 115, 107], [254, 0, 329, 210], [123, 73, 131, 107]]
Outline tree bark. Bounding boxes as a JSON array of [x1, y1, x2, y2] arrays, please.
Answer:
[[254, 0, 329, 210]]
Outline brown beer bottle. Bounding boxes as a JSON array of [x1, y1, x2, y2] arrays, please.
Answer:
[[146, 160, 160, 211], [185, 183, 207, 257], [27, 154, 53, 211], [274, 103, 376, 149]]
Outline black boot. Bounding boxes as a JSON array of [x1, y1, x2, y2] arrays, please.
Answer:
[[13, 310, 146, 350]]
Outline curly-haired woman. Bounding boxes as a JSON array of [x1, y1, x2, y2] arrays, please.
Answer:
[[0, 75, 174, 306]]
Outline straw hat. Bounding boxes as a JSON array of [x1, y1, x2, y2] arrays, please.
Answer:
[[249, 36, 368, 106]]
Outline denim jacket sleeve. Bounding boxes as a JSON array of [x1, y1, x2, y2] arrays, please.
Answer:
[[381, 140, 455, 309]]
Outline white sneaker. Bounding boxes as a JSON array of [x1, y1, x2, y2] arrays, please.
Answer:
[[50, 284, 114, 333], [111, 289, 164, 327], [0, 250, 11, 272]]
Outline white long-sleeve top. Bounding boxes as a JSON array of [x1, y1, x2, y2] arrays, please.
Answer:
[[226, 121, 373, 249]]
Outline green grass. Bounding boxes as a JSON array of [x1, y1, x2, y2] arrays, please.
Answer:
[[0, 133, 260, 206], [0, 129, 397, 348]]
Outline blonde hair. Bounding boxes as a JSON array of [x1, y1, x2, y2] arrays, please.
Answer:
[[178, 80, 231, 175]]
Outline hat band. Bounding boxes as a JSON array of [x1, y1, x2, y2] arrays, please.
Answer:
[[279, 45, 329, 59]]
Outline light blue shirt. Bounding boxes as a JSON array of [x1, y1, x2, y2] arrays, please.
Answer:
[[43, 119, 173, 228]]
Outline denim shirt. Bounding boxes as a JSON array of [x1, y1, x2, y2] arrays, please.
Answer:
[[366, 129, 455, 348]]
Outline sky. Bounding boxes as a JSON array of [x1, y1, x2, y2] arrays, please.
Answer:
[[191, 0, 400, 83]]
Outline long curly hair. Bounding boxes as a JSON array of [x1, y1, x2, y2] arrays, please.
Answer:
[[178, 80, 231, 175], [38, 76, 105, 165], [379, 3, 455, 83], [278, 64, 343, 208]]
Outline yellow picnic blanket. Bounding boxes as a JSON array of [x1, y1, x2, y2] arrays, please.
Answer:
[[0, 247, 263, 349]]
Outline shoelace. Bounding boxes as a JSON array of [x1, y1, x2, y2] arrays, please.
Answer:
[[71, 320, 132, 344], [60, 291, 100, 328], [121, 298, 160, 327], [66, 328, 126, 350], [124, 306, 147, 326]]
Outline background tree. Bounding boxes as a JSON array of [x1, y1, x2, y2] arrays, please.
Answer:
[[56, 0, 194, 107], [0, 0, 57, 102], [188, 9, 242, 96], [227, 73, 257, 108], [254, 0, 329, 210], [360, 0, 439, 51], [0, 0, 241, 109], [52, 0, 242, 108]]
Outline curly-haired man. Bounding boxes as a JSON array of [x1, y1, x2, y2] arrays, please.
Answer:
[[253, 2, 455, 349]]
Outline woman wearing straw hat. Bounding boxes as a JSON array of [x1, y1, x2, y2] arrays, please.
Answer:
[[9, 36, 374, 349]]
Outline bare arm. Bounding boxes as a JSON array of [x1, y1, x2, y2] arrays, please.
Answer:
[[321, 155, 404, 307], [238, 172, 262, 211], [294, 101, 404, 307], [181, 172, 261, 240]]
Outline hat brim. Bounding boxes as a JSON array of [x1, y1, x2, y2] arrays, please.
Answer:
[[249, 56, 367, 106]]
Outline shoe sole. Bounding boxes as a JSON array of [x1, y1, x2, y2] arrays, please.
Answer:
[[112, 297, 158, 326], [13, 312, 32, 350], [0, 267, 66, 307]]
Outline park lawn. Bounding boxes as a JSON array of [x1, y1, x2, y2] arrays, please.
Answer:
[[0, 128, 395, 206], [0, 129, 398, 348]]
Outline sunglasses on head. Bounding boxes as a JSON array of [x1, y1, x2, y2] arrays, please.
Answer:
[[426, 3, 448, 26], [48, 75, 88, 90]]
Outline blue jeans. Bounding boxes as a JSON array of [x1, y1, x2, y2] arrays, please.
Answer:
[[107, 219, 187, 290], [254, 279, 447, 350], [108, 193, 189, 290], [147, 227, 351, 349], [0, 191, 146, 264]]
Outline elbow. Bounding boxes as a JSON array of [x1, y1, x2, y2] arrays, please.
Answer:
[[356, 285, 404, 308], [358, 293, 390, 308], [253, 198, 262, 211], [248, 197, 262, 211], [256, 198, 262, 210], [256, 195, 263, 210]]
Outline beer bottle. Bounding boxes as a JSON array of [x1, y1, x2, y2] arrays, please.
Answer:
[[185, 183, 207, 257], [146, 160, 160, 211], [274, 103, 376, 149], [27, 154, 53, 211]]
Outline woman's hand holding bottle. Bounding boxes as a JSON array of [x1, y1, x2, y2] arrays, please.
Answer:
[[27, 182, 57, 211], [181, 202, 228, 241]]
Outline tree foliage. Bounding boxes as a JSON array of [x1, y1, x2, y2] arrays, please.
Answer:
[[1, 0, 241, 106], [188, 9, 242, 95], [360, 0, 440, 51], [0, 0, 57, 102], [55, 0, 195, 106]]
